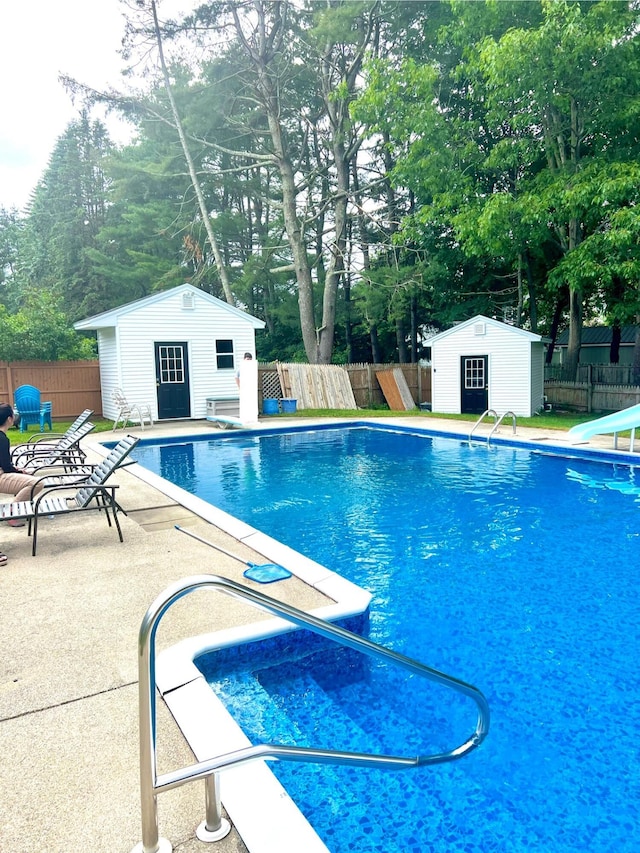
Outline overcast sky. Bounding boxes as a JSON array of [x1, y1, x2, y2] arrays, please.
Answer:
[[0, 0, 198, 213]]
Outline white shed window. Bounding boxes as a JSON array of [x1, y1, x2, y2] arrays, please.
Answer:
[[465, 358, 485, 389], [158, 344, 185, 383], [216, 339, 234, 369]]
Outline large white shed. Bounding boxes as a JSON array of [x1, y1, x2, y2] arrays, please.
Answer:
[[429, 315, 547, 418], [74, 283, 265, 421]]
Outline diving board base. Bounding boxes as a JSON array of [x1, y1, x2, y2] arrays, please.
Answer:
[[206, 415, 243, 430]]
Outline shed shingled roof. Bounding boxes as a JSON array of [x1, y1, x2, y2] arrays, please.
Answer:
[[555, 326, 639, 347]]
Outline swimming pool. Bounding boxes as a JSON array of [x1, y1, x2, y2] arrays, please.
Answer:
[[132, 424, 640, 853]]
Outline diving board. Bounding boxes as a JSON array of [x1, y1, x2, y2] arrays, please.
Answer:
[[567, 403, 640, 451], [207, 415, 243, 430]]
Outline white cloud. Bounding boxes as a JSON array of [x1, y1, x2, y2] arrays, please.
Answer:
[[0, 1, 131, 210], [0, 0, 198, 212]]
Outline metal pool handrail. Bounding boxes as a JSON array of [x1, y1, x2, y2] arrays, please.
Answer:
[[488, 410, 517, 446], [134, 574, 490, 853], [469, 408, 498, 443]]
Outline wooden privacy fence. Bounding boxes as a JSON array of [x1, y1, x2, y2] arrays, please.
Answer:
[[0, 361, 102, 419], [1, 359, 429, 420], [545, 364, 640, 385], [3, 358, 637, 418], [544, 381, 640, 413], [259, 362, 432, 410]]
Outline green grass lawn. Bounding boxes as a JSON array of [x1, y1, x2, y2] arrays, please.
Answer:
[[258, 407, 601, 431], [8, 418, 114, 446]]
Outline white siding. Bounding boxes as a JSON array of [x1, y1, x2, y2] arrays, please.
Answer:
[[113, 289, 258, 420], [432, 319, 539, 417], [97, 329, 120, 420]]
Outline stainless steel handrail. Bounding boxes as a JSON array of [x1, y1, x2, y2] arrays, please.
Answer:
[[468, 408, 498, 443], [488, 410, 517, 446], [134, 575, 490, 853]]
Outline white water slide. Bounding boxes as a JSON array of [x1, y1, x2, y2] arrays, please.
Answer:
[[567, 403, 640, 451]]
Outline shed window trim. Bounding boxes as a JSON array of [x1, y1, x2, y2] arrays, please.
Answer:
[[216, 338, 235, 370]]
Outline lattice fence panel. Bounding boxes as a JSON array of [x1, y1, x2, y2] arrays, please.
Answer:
[[262, 371, 283, 400]]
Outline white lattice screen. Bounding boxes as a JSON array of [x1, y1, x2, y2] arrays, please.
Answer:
[[262, 371, 283, 400]]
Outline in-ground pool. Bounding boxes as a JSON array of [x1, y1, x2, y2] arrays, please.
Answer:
[[132, 425, 640, 853]]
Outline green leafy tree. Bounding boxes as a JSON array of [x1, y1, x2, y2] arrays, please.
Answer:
[[0, 291, 95, 361]]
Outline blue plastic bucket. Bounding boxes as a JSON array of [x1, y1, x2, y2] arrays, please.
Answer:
[[263, 398, 279, 415], [281, 398, 297, 414]]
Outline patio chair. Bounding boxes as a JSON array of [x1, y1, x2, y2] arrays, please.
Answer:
[[28, 433, 140, 499], [112, 388, 154, 431], [0, 434, 140, 555], [15, 409, 94, 452], [12, 421, 95, 473], [13, 384, 54, 432]]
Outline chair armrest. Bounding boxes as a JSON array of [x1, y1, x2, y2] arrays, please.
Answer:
[[29, 467, 96, 499], [27, 432, 65, 444], [33, 483, 119, 512]]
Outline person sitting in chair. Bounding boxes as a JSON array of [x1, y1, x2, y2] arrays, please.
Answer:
[[0, 404, 45, 526]]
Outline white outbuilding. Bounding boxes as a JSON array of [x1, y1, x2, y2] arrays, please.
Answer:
[[429, 315, 547, 418], [74, 283, 265, 422]]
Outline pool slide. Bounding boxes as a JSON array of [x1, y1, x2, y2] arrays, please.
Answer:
[[567, 402, 640, 451]]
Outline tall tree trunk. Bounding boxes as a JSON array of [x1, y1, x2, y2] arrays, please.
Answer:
[[150, 0, 234, 304], [396, 318, 408, 363], [317, 136, 348, 363], [546, 286, 570, 365], [524, 250, 538, 333], [410, 293, 418, 362], [564, 288, 582, 380], [370, 324, 382, 363], [610, 323, 621, 364]]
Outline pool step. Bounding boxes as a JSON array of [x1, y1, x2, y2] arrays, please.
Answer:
[[260, 666, 435, 852]]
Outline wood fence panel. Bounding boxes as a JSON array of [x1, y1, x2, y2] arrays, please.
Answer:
[[0, 361, 102, 418], [376, 369, 416, 411], [544, 380, 640, 412], [260, 363, 431, 410], [276, 364, 357, 409]]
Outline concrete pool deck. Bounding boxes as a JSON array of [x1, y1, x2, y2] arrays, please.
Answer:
[[0, 415, 635, 853]]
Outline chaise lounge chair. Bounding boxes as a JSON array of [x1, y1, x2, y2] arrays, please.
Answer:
[[12, 421, 96, 473], [0, 434, 140, 555], [28, 433, 140, 499], [13, 409, 94, 452]]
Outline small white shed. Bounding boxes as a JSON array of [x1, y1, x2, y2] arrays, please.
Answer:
[[430, 315, 547, 418], [74, 284, 265, 421]]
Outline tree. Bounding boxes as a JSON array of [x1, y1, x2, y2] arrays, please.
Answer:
[[355, 0, 640, 376], [17, 115, 113, 320], [0, 291, 95, 361]]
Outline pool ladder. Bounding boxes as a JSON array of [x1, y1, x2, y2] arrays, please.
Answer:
[[132, 574, 490, 853], [469, 409, 516, 446]]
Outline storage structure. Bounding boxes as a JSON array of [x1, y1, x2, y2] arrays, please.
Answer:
[[75, 284, 265, 422], [429, 315, 547, 418]]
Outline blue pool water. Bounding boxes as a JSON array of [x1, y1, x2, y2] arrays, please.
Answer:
[[132, 426, 640, 852]]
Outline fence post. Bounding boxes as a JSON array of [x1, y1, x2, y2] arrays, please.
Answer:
[[588, 364, 593, 413]]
